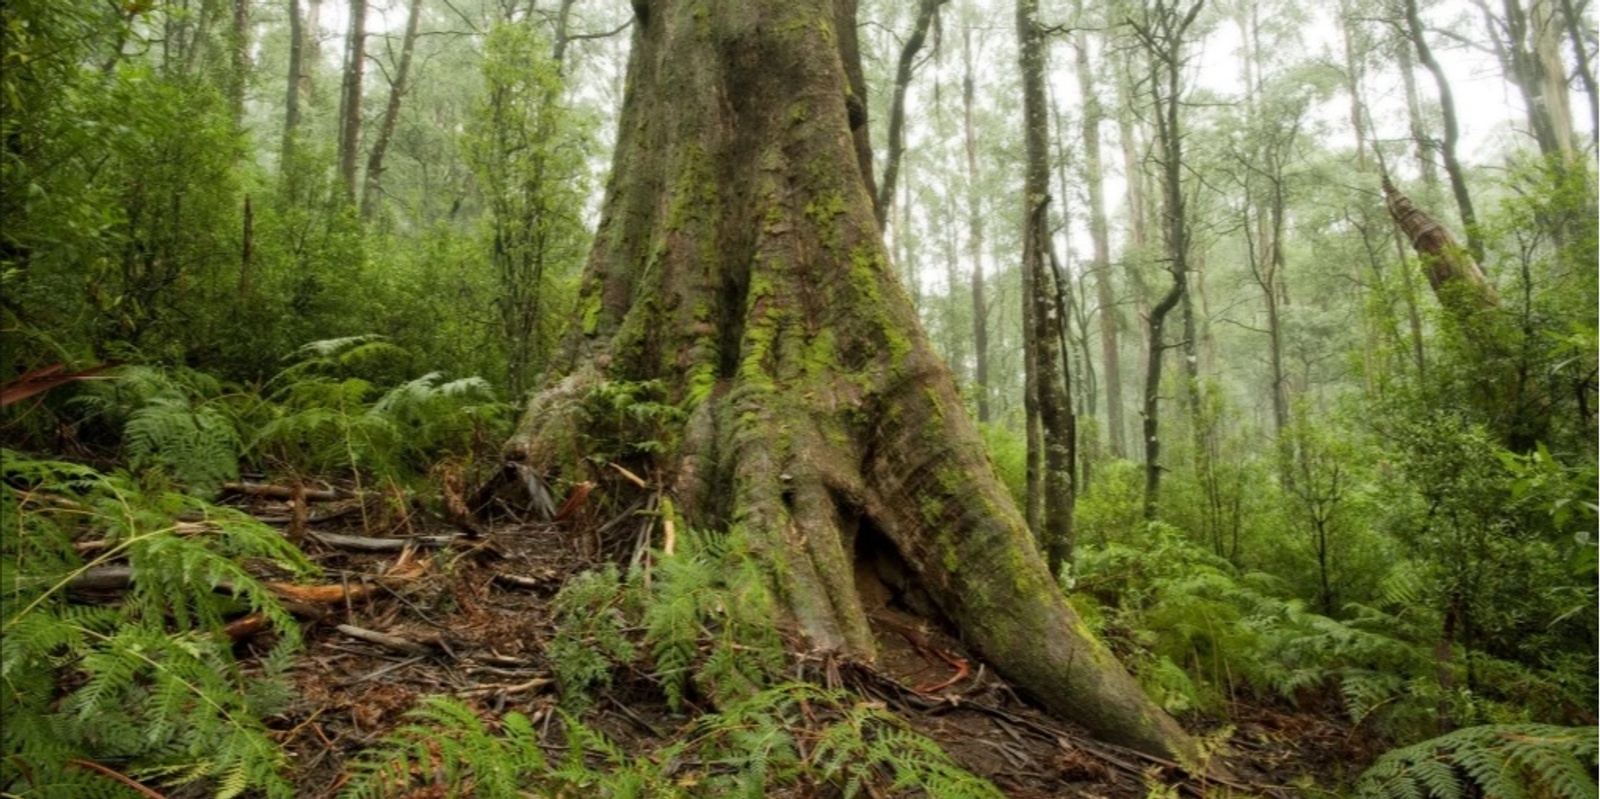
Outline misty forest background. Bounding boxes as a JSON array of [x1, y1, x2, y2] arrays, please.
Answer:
[[2, 0, 1597, 796]]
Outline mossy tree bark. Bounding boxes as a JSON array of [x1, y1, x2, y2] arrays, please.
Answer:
[[511, 0, 1198, 764]]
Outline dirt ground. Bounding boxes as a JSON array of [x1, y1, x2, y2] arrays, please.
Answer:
[[226, 486, 1376, 798]]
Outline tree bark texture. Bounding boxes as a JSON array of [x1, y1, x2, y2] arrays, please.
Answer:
[[510, 0, 1195, 762], [1556, 0, 1598, 148], [1383, 178, 1498, 311]]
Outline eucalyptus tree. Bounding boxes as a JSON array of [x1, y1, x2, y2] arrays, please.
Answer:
[[361, 0, 425, 220], [1127, 0, 1206, 520], [876, 0, 948, 227], [336, 0, 366, 202], [1399, 0, 1482, 262], [1018, 0, 1076, 569], [961, 24, 992, 423], [506, 0, 1203, 764], [1472, 0, 1578, 160], [1071, 0, 1127, 460]]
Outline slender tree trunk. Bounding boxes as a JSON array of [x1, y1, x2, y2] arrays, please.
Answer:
[[1074, 23, 1125, 460], [1131, 0, 1202, 521], [1402, 0, 1482, 263], [1556, 0, 1598, 148], [240, 195, 254, 295], [230, 0, 250, 130], [1396, 40, 1440, 195], [1116, 51, 1153, 425], [282, 0, 303, 167], [876, 0, 946, 227], [336, 0, 367, 203], [1019, 0, 1076, 571], [509, 0, 1199, 763], [942, 199, 967, 382], [304, 0, 323, 89], [1340, 1, 1369, 170], [961, 28, 990, 424], [361, 0, 423, 220], [551, 0, 578, 65]]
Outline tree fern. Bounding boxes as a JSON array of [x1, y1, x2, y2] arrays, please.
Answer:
[[1354, 724, 1599, 799]]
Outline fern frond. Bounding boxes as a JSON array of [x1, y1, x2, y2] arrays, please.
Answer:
[[1355, 724, 1599, 799]]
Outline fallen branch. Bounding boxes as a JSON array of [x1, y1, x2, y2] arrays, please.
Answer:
[[458, 677, 553, 698], [222, 482, 352, 502], [306, 530, 459, 552], [1, 363, 117, 408], [251, 501, 364, 526], [265, 581, 380, 605], [67, 759, 167, 799], [334, 624, 432, 656]]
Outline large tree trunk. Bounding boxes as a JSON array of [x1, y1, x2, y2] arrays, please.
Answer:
[[511, 0, 1197, 764]]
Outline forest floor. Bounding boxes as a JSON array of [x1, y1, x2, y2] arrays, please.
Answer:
[[226, 486, 1378, 798]]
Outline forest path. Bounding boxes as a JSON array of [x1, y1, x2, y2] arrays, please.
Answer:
[[232, 490, 1354, 797]]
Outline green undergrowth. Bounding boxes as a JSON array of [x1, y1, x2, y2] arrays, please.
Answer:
[[544, 527, 789, 712], [1073, 525, 1589, 735], [33, 336, 510, 499], [344, 683, 1003, 799], [1069, 523, 1598, 794], [1, 452, 317, 798], [1352, 723, 1598, 799], [344, 527, 1003, 798]]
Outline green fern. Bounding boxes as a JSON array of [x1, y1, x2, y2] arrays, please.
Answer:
[[1354, 724, 1599, 799], [1, 451, 315, 798], [341, 685, 1002, 799], [547, 564, 639, 709], [252, 339, 507, 480], [67, 365, 245, 494]]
